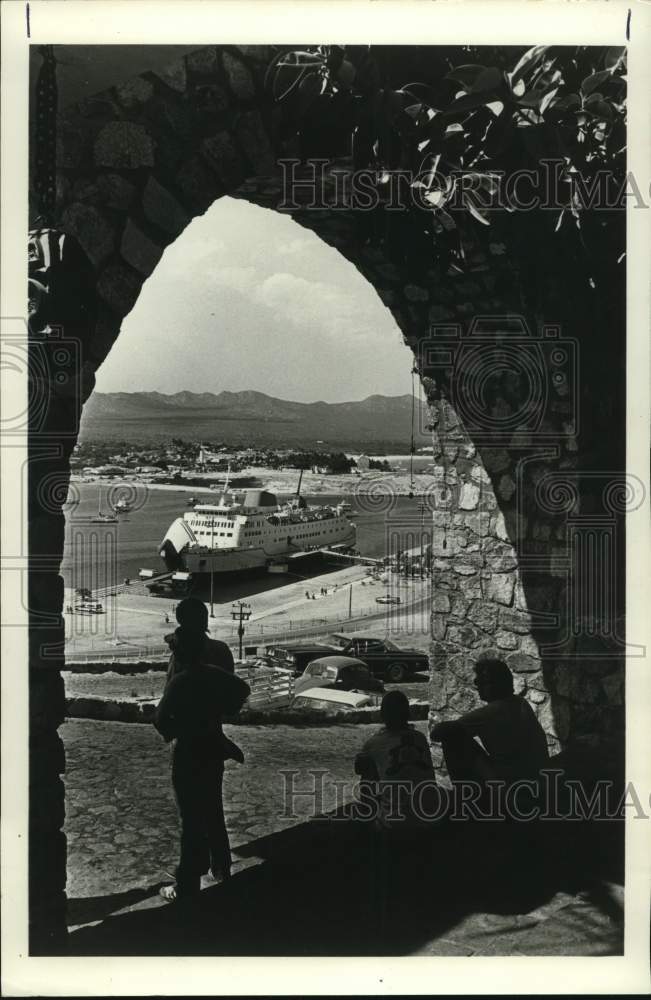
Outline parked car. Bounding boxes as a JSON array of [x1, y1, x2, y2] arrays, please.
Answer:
[[343, 636, 428, 682], [267, 634, 427, 683], [265, 634, 348, 674], [376, 594, 401, 605], [294, 656, 385, 697], [73, 601, 104, 615], [292, 688, 375, 712]]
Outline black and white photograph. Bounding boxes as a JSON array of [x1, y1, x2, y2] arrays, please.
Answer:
[[1, 0, 650, 994]]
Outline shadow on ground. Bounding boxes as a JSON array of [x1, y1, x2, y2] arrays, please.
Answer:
[[68, 809, 624, 957]]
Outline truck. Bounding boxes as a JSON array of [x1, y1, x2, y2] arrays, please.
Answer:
[[266, 633, 428, 682]]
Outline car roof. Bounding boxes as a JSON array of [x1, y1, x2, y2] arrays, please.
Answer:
[[307, 655, 367, 670], [295, 688, 372, 707]]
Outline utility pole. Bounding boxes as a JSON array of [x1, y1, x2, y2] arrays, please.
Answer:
[[231, 601, 252, 661], [348, 583, 353, 618], [210, 516, 215, 617]]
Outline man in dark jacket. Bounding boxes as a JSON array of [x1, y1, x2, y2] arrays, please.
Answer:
[[155, 598, 250, 901]]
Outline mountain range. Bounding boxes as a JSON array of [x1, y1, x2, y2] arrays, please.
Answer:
[[80, 390, 431, 449]]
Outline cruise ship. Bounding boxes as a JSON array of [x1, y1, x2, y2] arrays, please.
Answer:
[[159, 475, 356, 579]]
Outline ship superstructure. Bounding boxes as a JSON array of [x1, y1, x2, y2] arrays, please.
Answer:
[[159, 477, 356, 578]]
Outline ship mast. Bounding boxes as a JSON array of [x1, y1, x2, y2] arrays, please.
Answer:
[[220, 462, 232, 505]]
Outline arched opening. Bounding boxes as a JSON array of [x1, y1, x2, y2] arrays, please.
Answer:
[[62, 193, 440, 661]]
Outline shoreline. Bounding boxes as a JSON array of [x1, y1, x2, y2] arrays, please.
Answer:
[[69, 467, 442, 498]]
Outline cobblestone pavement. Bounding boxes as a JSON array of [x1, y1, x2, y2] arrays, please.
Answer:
[[63, 719, 372, 901], [63, 720, 624, 956]]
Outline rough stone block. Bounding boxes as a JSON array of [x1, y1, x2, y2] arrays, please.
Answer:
[[495, 629, 519, 650], [404, 284, 429, 302], [430, 614, 447, 640], [454, 563, 479, 577], [155, 56, 187, 93], [448, 653, 476, 684], [176, 155, 223, 212], [116, 76, 154, 109], [490, 511, 510, 541], [95, 122, 155, 169], [120, 220, 164, 277], [222, 51, 255, 100], [506, 651, 541, 673], [431, 592, 451, 614], [458, 481, 480, 510], [449, 688, 479, 714], [482, 572, 515, 607], [498, 607, 532, 634], [202, 131, 245, 188], [187, 47, 218, 76], [60, 203, 115, 270], [97, 173, 137, 211], [517, 633, 540, 657], [235, 112, 276, 175], [142, 176, 190, 237], [447, 623, 483, 648], [97, 262, 143, 317], [467, 600, 498, 632]]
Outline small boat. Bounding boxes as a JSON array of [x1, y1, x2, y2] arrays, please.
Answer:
[[113, 498, 133, 514], [91, 490, 118, 524], [91, 511, 118, 524]]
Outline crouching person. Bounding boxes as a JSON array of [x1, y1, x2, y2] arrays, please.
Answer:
[[354, 690, 444, 831]]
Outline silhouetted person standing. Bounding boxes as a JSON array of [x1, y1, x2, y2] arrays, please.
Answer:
[[430, 658, 549, 787], [155, 598, 249, 901]]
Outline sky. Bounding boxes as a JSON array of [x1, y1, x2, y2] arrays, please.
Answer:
[[94, 197, 414, 403]]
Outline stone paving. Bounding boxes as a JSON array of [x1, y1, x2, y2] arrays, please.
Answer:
[[63, 719, 624, 956]]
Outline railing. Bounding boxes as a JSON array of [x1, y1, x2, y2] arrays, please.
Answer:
[[237, 665, 295, 709]]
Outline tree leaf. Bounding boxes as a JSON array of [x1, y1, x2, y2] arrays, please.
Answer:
[[509, 45, 550, 87], [445, 64, 487, 90], [471, 67, 503, 93], [604, 47, 626, 71], [443, 91, 500, 116], [464, 197, 491, 225], [581, 70, 614, 96]]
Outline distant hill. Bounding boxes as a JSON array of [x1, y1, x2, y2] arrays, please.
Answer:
[[80, 390, 432, 449]]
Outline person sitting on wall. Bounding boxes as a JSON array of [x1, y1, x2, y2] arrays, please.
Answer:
[[155, 597, 250, 902], [429, 658, 549, 793], [355, 690, 441, 831]]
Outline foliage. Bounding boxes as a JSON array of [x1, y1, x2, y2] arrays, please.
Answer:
[[284, 450, 356, 473], [267, 44, 627, 284]]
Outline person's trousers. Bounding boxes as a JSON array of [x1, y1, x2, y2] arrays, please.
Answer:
[[172, 751, 232, 897]]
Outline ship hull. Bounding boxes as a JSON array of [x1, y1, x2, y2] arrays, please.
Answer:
[[175, 530, 357, 577], [159, 489, 357, 582]]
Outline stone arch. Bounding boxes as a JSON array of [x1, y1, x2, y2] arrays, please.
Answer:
[[29, 45, 625, 950]]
